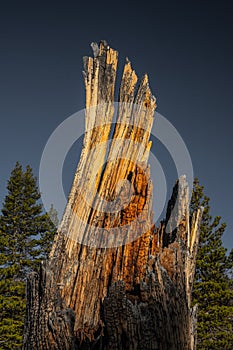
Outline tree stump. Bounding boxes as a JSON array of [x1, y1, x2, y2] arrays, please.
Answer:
[[23, 41, 202, 350]]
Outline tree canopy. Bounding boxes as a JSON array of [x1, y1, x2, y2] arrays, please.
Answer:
[[191, 178, 233, 350], [0, 162, 57, 349]]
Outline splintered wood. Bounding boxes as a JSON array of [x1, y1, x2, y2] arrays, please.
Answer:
[[23, 41, 201, 350]]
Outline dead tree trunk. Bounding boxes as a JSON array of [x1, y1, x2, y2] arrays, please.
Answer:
[[23, 41, 202, 350]]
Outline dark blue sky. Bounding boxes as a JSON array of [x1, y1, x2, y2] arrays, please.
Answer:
[[0, 1, 232, 249]]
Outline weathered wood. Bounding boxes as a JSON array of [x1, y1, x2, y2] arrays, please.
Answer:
[[23, 41, 202, 350]]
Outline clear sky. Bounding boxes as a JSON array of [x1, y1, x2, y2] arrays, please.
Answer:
[[0, 1, 232, 250]]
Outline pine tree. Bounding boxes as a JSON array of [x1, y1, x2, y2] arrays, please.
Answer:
[[0, 162, 57, 349], [191, 178, 233, 350]]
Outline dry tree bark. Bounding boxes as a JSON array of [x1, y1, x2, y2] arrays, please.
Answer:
[[23, 41, 202, 350]]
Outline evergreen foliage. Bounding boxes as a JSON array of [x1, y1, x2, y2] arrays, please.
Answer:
[[0, 162, 57, 349], [191, 178, 233, 350]]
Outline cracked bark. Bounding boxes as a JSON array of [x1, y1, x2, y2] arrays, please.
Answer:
[[23, 41, 202, 350]]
